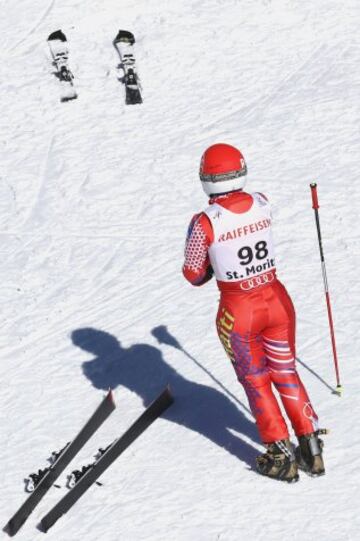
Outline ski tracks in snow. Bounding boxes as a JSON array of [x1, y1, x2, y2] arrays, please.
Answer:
[[6, 0, 57, 55], [21, 132, 56, 227]]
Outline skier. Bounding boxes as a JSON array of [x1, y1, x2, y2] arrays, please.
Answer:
[[183, 143, 326, 482]]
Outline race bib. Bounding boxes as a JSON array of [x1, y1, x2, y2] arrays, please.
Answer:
[[204, 194, 276, 282]]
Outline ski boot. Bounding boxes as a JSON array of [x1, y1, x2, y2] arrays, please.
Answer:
[[256, 439, 299, 483], [295, 429, 328, 477]]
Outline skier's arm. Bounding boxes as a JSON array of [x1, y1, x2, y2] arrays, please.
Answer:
[[183, 213, 214, 286]]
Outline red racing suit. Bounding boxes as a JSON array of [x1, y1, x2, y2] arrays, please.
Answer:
[[183, 190, 319, 443]]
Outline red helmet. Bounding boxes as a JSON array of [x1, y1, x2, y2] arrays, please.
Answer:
[[199, 143, 247, 196]]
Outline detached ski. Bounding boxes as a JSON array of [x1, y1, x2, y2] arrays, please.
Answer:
[[47, 30, 78, 102], [3, 390, 115, 537], [39, 386, 173, 532], [113, 30, 143, 104]]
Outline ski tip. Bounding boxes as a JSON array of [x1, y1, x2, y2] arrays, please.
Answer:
[[114, 30, 135, 45], [107, 388, 116, 408], [48, 29, 67, 42], [164, 385, 174, 404]]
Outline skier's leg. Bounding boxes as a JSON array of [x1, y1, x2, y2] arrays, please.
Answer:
[[263, 281, 325, 475], [263, 281, 319, 437], [217, 291, 299, 482], [216, 293, 289, 443]]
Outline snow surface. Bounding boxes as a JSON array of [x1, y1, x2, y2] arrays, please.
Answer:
[[1, 1, 359, 540]]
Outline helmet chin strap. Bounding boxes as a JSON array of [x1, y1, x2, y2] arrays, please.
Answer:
[[209, 188, 243, 198]]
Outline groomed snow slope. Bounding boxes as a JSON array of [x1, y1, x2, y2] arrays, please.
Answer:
[[0, 1, 359, 540]]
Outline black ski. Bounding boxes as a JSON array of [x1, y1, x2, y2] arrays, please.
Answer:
[[3, 390, 115, 537], [39, 386, 173, 532], [47, 29, 78, 102], [113, 30, 143, 104]]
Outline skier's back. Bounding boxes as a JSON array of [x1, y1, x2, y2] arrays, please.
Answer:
[[183, 143, 326, 482]]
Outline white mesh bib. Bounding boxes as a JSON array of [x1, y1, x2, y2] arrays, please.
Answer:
[[204, 193, 276, 282]]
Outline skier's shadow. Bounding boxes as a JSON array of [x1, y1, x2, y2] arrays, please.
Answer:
[[72, 327, 260, 469]]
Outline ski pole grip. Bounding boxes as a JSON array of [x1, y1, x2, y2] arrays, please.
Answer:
[[310, 183, 319, 209]]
